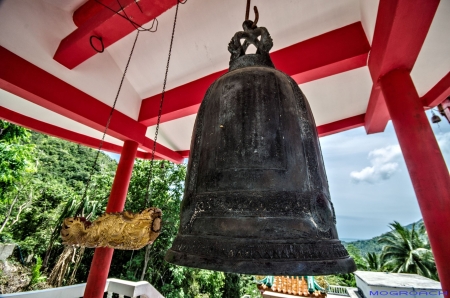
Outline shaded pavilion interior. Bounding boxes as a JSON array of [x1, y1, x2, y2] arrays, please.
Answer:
[[0, 0, 449, 297]]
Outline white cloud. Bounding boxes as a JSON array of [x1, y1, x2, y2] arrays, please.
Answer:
[[436, 132, 450, 152], [350, 145, 402, 184]]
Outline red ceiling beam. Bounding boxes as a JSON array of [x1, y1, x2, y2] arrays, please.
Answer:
[[176, 150, 190, 158], [139, 69, 227, 127], [73, 0, 114, 27], [422, 71, 450, 108], [364, 0, 440, 134], [0, 46, 183, 163], [270, 22, 370, 84], [0, 106, 149, 159], [53, 0, 177, 69], [139, 22, 370, 127], [364, 85, 390, 134], [316, 114, 365, 137]]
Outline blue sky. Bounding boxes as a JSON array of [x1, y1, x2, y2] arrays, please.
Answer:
[[320, 110, 450, 240], [105, 110, 450, 240]]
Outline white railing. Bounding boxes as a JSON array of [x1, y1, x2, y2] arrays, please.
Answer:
[[327, 285, 350, 296], [0, 278, 164, 298]]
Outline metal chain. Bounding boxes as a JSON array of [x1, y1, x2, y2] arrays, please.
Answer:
[[76, 30, 141, 216], [94, 0, 158, 32], [144, 0, 183, 206]]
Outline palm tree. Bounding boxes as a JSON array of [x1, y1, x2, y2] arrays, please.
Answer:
[[365, 252, 382, 271], [378, 221, 437, 280]]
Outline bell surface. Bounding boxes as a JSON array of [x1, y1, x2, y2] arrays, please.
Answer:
[[165, 21, 356, 276], [431, 114, 441, 123]]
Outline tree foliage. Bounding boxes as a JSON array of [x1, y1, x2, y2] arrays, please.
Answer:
[[365, 252, 382, 271], [379, 221, 437, 280], [1, 123, 118, 290], [0, 120, 35, 197]]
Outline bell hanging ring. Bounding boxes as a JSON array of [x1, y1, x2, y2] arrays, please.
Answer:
[[165, 17, 356, 275]]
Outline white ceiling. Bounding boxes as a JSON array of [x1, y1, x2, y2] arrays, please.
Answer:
[[42, 0, 86, 12], [411, 0, 450, 97], [0, 89, 125, 147], [0, 0, 448, 153], [107, 0, 364, 98]]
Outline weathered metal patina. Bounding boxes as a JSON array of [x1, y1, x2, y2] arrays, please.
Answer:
[[165, 18, 356, 275]]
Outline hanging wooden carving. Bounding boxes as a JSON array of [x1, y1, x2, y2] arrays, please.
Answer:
[[61, 208, 162, 250]]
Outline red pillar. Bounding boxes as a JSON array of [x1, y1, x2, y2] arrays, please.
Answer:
[[83, 140, 139, 298], [381, 69, 450, 293]]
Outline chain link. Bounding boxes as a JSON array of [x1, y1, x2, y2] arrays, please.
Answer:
[[144, 1, 182, 206], [76, 30, 141, 216]]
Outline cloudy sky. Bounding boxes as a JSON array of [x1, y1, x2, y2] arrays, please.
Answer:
[[320, 110, 450, 240], [105, 111, 450, 241]]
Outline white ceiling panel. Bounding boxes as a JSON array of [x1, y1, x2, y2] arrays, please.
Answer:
[[0, 89, 124, 147], [411, 0, 450, 97], [300, 66, 372, 126], [146, 114, 196, 151], [107, 0, 363, 99], [358, 0, 380, 44], [42, 0, 86, 12]]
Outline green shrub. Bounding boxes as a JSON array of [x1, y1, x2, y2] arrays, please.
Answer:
[[30, 256, 45, 285]]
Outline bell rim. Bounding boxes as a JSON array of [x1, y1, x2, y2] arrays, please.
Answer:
[[165, 249, 357, 275]]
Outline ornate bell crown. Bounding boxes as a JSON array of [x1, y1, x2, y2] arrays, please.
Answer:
[[228, 17, 274, 71]]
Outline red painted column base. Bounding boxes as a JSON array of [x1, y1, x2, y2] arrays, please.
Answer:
[[83, 140, 138, 298], [381, 69, 450, 294], [84, 247, 114, 298]]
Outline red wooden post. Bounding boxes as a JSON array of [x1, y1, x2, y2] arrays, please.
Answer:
[[381, 69, 450, 294], [83, 140, 139, 298]]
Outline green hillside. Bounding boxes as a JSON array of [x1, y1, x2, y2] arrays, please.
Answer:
[[342, 219, 424, 256]]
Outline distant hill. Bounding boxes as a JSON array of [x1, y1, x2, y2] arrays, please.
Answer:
[[342, 219, 424, 256], [343, 236, 384, 255], [404, 218, 424, 230]]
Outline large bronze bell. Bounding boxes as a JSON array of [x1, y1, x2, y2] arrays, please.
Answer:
[[165, 18, 356, 275]]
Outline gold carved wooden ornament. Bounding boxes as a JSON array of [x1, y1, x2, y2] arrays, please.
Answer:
[[61, 207, 162, 250]]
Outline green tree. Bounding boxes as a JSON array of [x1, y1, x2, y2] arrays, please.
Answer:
[[0, 121, 35, 191], [320, 244, 367, 286], [0, 121, 36, 237], [379, 221, 437, 280], [326, 244, 366, 287], [0, 126, 118, 289], [240, 275, 260, 297], [30, 256, 46, 286], [365, 252, 382, 271], [346, 244, 367, 270], [223, 273, 240, 298]]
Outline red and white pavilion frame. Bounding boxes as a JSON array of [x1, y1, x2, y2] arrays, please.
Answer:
[[0, 0, 449, 297]]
